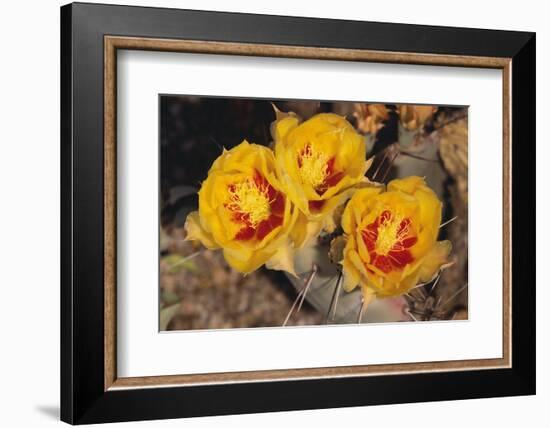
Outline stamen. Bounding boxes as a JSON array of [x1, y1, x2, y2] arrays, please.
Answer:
[[375, 211, 407, 255], [362, 210, 417, 273], [298, 144, 330, 189], [227, 176, 271, 227]]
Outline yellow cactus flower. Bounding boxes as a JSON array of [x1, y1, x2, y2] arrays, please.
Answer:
[[272, 111, 372, 247], [184, 141, 298, 275], [341, 176, 451, 305]]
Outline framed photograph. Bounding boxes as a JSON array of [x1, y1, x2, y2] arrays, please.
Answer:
[[61, 2, 535, 424]]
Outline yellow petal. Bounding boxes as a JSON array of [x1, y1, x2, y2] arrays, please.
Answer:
[[389, 271, 421, 297], [271, 115, 300, 142], [365, 271, 385, 294], [387, 175, 426, 195], [414, 186, 442, 235], [418, 240, 453, 283], [341, 186, 382, 233], [360, 285, 377, 308], [184, 211, 218, 249], [265, 241, 297, 276], [342, 260, 360, 292], [290, 212, 324, 248], [222, 247, 266, 274]]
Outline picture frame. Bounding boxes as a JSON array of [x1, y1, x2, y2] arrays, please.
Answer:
[[60, 2, 535, 424]]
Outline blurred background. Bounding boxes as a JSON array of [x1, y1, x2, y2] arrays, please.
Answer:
[[159, 96, 468, 331]]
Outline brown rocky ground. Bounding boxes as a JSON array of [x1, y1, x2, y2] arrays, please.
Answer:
[[160, 226, 323, 331]]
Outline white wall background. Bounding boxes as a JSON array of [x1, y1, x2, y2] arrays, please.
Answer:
[[0, 0, 546, 427]]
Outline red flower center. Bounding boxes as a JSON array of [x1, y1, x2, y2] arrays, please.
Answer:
[[225, 171, 285, 241], [361, 210, 417, 273]]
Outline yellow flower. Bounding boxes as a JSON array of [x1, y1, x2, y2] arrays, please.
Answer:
[[341, 176, 451, 304], [353, 103, 390, 134], [397, 104, 438, 131], [272, 111, 372, 246], [184, 141, 298, 274]]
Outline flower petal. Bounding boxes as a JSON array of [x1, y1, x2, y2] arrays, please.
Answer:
[[265, 241, 297, 276], [184, 211, 218, 249], [290, 212, 324, 248], [271, 114, 300, 142], [418, 240, 453, 283], [360, 285, 377, 308]]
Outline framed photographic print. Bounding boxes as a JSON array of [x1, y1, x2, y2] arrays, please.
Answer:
[[60, 2, 536, 424]]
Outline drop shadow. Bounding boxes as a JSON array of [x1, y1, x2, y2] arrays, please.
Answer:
[[35, 405, 59, 420]]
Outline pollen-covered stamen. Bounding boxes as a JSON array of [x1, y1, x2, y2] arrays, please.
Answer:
[[362, 210, 417, 273], [298, 144, 330, 189], [375, 211, 410, 255], [225, 172, 285, 242], [226, 177, 272, 227], [298, 145, 345, 210]]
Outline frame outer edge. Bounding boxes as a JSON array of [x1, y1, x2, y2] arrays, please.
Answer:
[[73, 2, 533, 58], [60, 3, 75, 424], [70, 3, 112, 422], [510, 33, 536, 392], [63, 3, 535, 423]]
